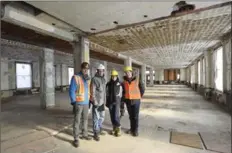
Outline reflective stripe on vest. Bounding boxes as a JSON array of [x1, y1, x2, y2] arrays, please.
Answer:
[[123, 79, 141, 100], [74, 75, 90, 102]]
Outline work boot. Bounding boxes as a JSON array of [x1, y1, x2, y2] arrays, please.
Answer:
[[126, 129, 132, 134], [115, 126, 121, 137], [110, 127, 116, 135], [73, 140, 79, 148], [80, 135, 92, 141], [93, 133, 100, 141], [133, 131, 139, 137], [100, 128, 106, 136]]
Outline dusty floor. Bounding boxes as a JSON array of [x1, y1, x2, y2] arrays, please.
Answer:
[[1, 85, 231, 153]]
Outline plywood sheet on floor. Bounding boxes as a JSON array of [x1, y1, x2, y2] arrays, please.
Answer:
[[200, 132, 231, 153], [170, 131, 203, 149]]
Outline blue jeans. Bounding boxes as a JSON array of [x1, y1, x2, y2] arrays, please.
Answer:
[[108, 104, 120, 128], [92, 105, 105, 134], [126, 100, 141, 133]]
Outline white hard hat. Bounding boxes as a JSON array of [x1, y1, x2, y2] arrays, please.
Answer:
[[97, 64, 105, 70]]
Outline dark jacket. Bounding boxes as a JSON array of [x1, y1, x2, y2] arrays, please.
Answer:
[[122, 76, 145, 104], [106, 77, 123, 107]]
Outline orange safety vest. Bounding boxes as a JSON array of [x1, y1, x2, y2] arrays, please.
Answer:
[[74, 75, 90, 102], [123, 79, 141, 100]]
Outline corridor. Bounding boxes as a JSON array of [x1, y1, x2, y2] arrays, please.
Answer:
[[1, 85, 230, 153]]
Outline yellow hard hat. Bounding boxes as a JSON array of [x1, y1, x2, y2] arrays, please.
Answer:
[[111, 70, 118, 76], [124, 66, 133, 72]]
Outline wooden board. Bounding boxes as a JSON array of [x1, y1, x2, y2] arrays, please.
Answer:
[[170, 131, 203, 149]]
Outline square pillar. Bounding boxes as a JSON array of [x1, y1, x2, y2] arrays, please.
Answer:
[[204, 50, 213, 89], [32, 62, 40, 88], [61, 64, 68, 91], [141, 65, 146, 88], [194, 62, 198, 84], [73, 37, 90, 74], [204, 50, 214, 100], [149, 68, 154, 86], [124, 57, 132, 67], [103, 61, 108, 81], [180, 68, 186, 83], [200, 58, 203, 85], [39, 48, 55, 109], [55, 64, 61, 87]]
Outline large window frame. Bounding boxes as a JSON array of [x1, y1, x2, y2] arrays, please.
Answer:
[[214, 46, 223, 91], [198, 60, 201, 85], [16, 62, 32, 90]]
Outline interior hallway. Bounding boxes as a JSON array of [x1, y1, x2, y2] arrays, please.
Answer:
[[1, 85, 231, 153]]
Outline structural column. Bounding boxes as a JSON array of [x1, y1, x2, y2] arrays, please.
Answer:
[[73, 37, 90, 74], [103, 61, 108, 81], [203, 49, 214, 101], [141, 65, 146, 88], [149, 68, 154, 86], [200, 58, 203, 85], [124, 57, 132, 67], [61, 64, 68, 91], [39, 48, 55, 109], [204, 50, 213, 89], [55, 64, 61, 88], [194, 62, 198, 85], [180, 68, 186, 83], [155, 69, 164, 84]]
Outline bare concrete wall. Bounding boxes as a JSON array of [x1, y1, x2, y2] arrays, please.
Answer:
[[1, 39, 138, 96]]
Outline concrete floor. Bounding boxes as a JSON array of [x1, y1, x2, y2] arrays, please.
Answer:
[[1, 85, 231, 153]]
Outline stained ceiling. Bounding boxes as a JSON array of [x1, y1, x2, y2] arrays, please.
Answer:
[[88, 2, 231, 68]]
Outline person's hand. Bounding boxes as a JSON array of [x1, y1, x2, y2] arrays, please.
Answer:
[[120, 109, 125, 118]]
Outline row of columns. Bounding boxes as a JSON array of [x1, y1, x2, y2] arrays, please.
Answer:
[[185, 38, 231, 92]]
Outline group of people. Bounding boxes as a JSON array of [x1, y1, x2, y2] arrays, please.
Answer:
[[69, 62, 145, 148]]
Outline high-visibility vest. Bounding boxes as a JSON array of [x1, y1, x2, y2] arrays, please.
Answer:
[[123, 79, 141, 100], [74, 75, 90, 102]]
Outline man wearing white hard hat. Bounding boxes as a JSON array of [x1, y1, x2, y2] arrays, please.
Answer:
[[90, 63, 107, 141]]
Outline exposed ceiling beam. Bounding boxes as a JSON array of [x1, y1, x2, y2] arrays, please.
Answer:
[[1, 4, 75, 42]]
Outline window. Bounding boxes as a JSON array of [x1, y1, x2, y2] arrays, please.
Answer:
[[177, 74, 180, 80], [202, 58, 205, 86], [198, 61, 201, 84], [68, 67, 74, 85], [214, 47, 223, 91], [16, 63, 32, 89]]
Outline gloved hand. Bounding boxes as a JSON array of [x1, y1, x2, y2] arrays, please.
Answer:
[[120, 108, 125, 118], [71, 101, 76, 106]]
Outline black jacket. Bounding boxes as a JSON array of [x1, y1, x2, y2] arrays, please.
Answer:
[[106, 78, 123, 107]]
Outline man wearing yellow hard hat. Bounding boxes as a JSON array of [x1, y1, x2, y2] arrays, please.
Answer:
[[106, 69, 123, 137], [122, 66, 145, 137]]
